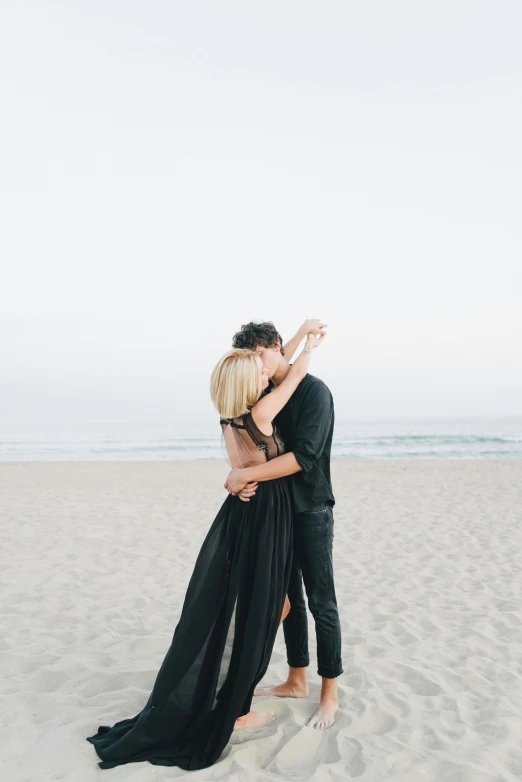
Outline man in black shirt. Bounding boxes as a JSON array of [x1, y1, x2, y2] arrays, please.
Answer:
[[225, 320, 343, 730], [274, 372, 335, 513]]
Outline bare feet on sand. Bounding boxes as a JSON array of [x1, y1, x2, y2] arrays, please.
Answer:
[[254, 681, 309, 698], [307, 697, 338, 730], [254, 668, 338, 729], [233, 710, 275, 730]]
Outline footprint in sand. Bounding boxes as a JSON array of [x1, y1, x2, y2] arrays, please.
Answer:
[[349, 706, 398, 736], [395, 664, 443, 696]]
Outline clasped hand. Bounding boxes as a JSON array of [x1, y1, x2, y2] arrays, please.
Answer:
[[224, 469, 259, 502]]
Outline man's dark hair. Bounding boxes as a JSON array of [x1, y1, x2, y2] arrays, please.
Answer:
[[232, 321, 284, 356]]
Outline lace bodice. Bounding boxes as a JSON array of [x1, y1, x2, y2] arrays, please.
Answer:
[[220, 412, 286, 468]]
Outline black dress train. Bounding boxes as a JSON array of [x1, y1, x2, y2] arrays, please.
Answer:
[[86, 413, 292, 770]]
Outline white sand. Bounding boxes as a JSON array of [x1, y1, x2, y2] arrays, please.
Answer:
[[1, 460, 522, 782]]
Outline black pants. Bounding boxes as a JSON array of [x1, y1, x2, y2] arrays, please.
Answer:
[[282, 503, 343, 679]]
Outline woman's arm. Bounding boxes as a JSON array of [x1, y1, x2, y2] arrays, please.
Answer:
[[251, 333, 325, 431], [283, 319, 327, 362], [230, 381, 334, 499]]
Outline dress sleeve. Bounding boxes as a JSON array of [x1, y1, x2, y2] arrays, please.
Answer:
[[292, 383, 334, 473]]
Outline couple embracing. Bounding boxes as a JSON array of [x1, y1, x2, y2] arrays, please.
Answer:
[[87, 319, 343, 771]]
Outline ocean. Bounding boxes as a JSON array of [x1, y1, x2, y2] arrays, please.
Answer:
[[1, 418, 522, 461]]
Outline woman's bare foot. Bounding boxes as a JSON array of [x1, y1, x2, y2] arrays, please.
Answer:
[[307, 697, 338, 730], [233, 710, 275, 730], [254, 681, 309, 698]]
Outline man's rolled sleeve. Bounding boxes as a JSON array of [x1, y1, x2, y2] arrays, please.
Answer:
[[292, 445, 316, 474], [291, 385, 333, 474]]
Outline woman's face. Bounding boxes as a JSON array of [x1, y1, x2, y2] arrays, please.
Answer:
[[255, 354, 270, 390]]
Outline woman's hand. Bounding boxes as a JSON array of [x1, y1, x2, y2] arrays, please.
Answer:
[[237, 481, 259, 502], [300, 318, 327, 337], [283, 319, 327, 363], [305, 332, 326, 349]]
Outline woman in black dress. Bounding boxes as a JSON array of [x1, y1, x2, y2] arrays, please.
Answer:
[[86, 328, 323, 770]]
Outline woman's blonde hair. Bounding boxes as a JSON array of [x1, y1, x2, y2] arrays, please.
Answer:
[[210, 348, 263, 419]]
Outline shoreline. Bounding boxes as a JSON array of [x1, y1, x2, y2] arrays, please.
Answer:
[[2, 456, 522, 463]]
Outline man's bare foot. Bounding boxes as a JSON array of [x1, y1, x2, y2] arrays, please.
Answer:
[[307, 697, 338, 730], [233, 710, 275, 730], [254, 681, 309, 698]]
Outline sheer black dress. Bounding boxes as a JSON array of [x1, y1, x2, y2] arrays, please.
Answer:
[[86, 412, 293, 770]]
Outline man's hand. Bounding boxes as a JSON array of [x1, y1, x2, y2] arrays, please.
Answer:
[[237, 481, 259, 502], [224, 468, 251, 495]]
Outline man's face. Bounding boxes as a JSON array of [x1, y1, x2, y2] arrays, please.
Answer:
[[254, 343, 282, 379], [254, 354, 270, 390]]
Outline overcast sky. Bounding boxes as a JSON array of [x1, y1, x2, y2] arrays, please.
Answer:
[[1, 1, 521, 423]]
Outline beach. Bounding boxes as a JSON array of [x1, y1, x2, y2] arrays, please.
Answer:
[[2, 459, 522, 782]]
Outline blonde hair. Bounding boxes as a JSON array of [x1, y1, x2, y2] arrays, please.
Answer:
[[210, 349, 263, 419]]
